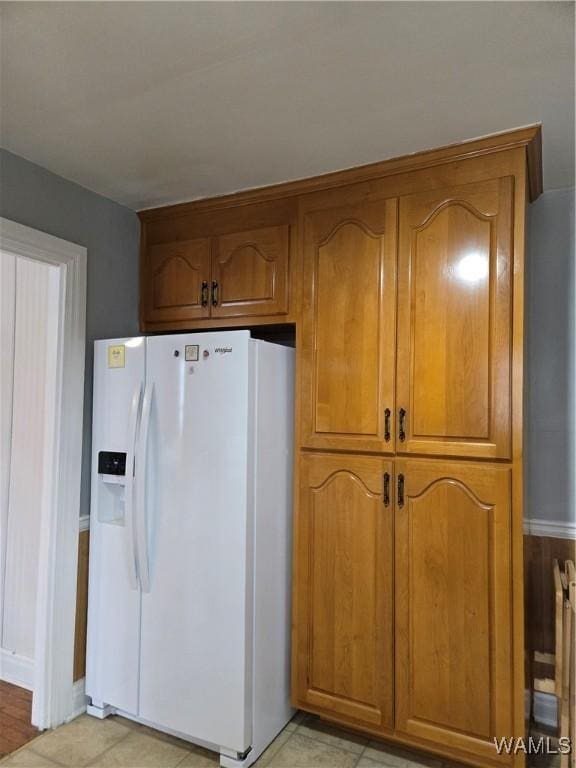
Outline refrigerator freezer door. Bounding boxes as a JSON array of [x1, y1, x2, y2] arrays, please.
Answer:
[[86, 337, 145, 715], [138, 332, 253, 753]]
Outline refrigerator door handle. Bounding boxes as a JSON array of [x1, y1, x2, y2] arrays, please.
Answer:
[[125, 383, 143, 590], [135, 383, 153, 593]]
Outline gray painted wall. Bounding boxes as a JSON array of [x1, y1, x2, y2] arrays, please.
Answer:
[[0, 148, 140, 519], [526, 187, 575, 524]]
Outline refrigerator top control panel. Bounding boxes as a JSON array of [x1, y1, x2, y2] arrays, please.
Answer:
[[98, 451, 127, 476]]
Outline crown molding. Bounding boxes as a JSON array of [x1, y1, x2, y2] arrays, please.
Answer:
[[138, 124, 542, 221]]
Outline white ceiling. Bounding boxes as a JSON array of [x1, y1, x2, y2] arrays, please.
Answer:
[[1, 2, 573, 210]]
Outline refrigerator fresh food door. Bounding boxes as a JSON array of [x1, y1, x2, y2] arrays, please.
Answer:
[[86, 337, 145, 715], [138, 331, 253, 754]]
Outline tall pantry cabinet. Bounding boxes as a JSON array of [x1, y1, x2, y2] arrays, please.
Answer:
[[138, 126, 542, 768], [292, 128, 541, 768]]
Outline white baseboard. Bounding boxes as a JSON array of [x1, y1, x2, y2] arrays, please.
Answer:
[[69, 678, 88, 721], [79, 515, 90, 533], [0, 648, 34, 690], [525, 688, 558, 729], [524, 518, 576, 539], [533, 691, 558, 728], [0, 654, 88, 724]]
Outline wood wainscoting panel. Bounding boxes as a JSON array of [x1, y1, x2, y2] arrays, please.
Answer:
[[524, 534, 576, 657], [73, 529, 89, 682]]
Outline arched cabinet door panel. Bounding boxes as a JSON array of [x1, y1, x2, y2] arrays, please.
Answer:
[[293, 452, 394, 732], [300, 195, 397, 453], [396, 178, 513, 459], [144, 239, 211, 323], [395, 459, 514, 763], [211, 225, 290, 318]]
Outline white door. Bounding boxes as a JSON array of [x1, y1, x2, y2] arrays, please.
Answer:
[[138, 331, 253, 754], [86, 337, 145, 714], [0, 254, 60, 684], [0, 252, 15, 665]]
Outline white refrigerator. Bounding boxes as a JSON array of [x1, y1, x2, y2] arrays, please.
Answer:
[[86, 330, 295, 767]]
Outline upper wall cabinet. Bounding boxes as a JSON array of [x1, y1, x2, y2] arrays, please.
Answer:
[[140, 199, 297, 331], [300, 193, 397, 453], [396, 178, 513, 459], [211, 225, 289, 318], [144, 239, 211, 323]]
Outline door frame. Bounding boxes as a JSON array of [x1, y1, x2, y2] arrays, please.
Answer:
[[0, 217, 86, 729]]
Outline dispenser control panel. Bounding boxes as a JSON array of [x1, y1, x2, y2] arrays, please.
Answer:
[[98, 451, 127, 476]]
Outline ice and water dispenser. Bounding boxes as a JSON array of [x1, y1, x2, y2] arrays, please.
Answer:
[[97, 450, 128, 523]]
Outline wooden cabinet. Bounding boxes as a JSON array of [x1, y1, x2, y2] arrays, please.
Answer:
[[395, 459, 513, 762], [211, 225, 289, 318], [300, 195, 397, 453], [144, 239, 211, 323], [139, 126, 542, 768], [396, 178, 513, 459], [300, 177, 514, 460], [293, 453, 394, 731], [290, 127, 541, 768], [140, 219, 293, 329]]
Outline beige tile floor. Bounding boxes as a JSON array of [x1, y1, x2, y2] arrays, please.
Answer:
[[0, 712, 560, 768]]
